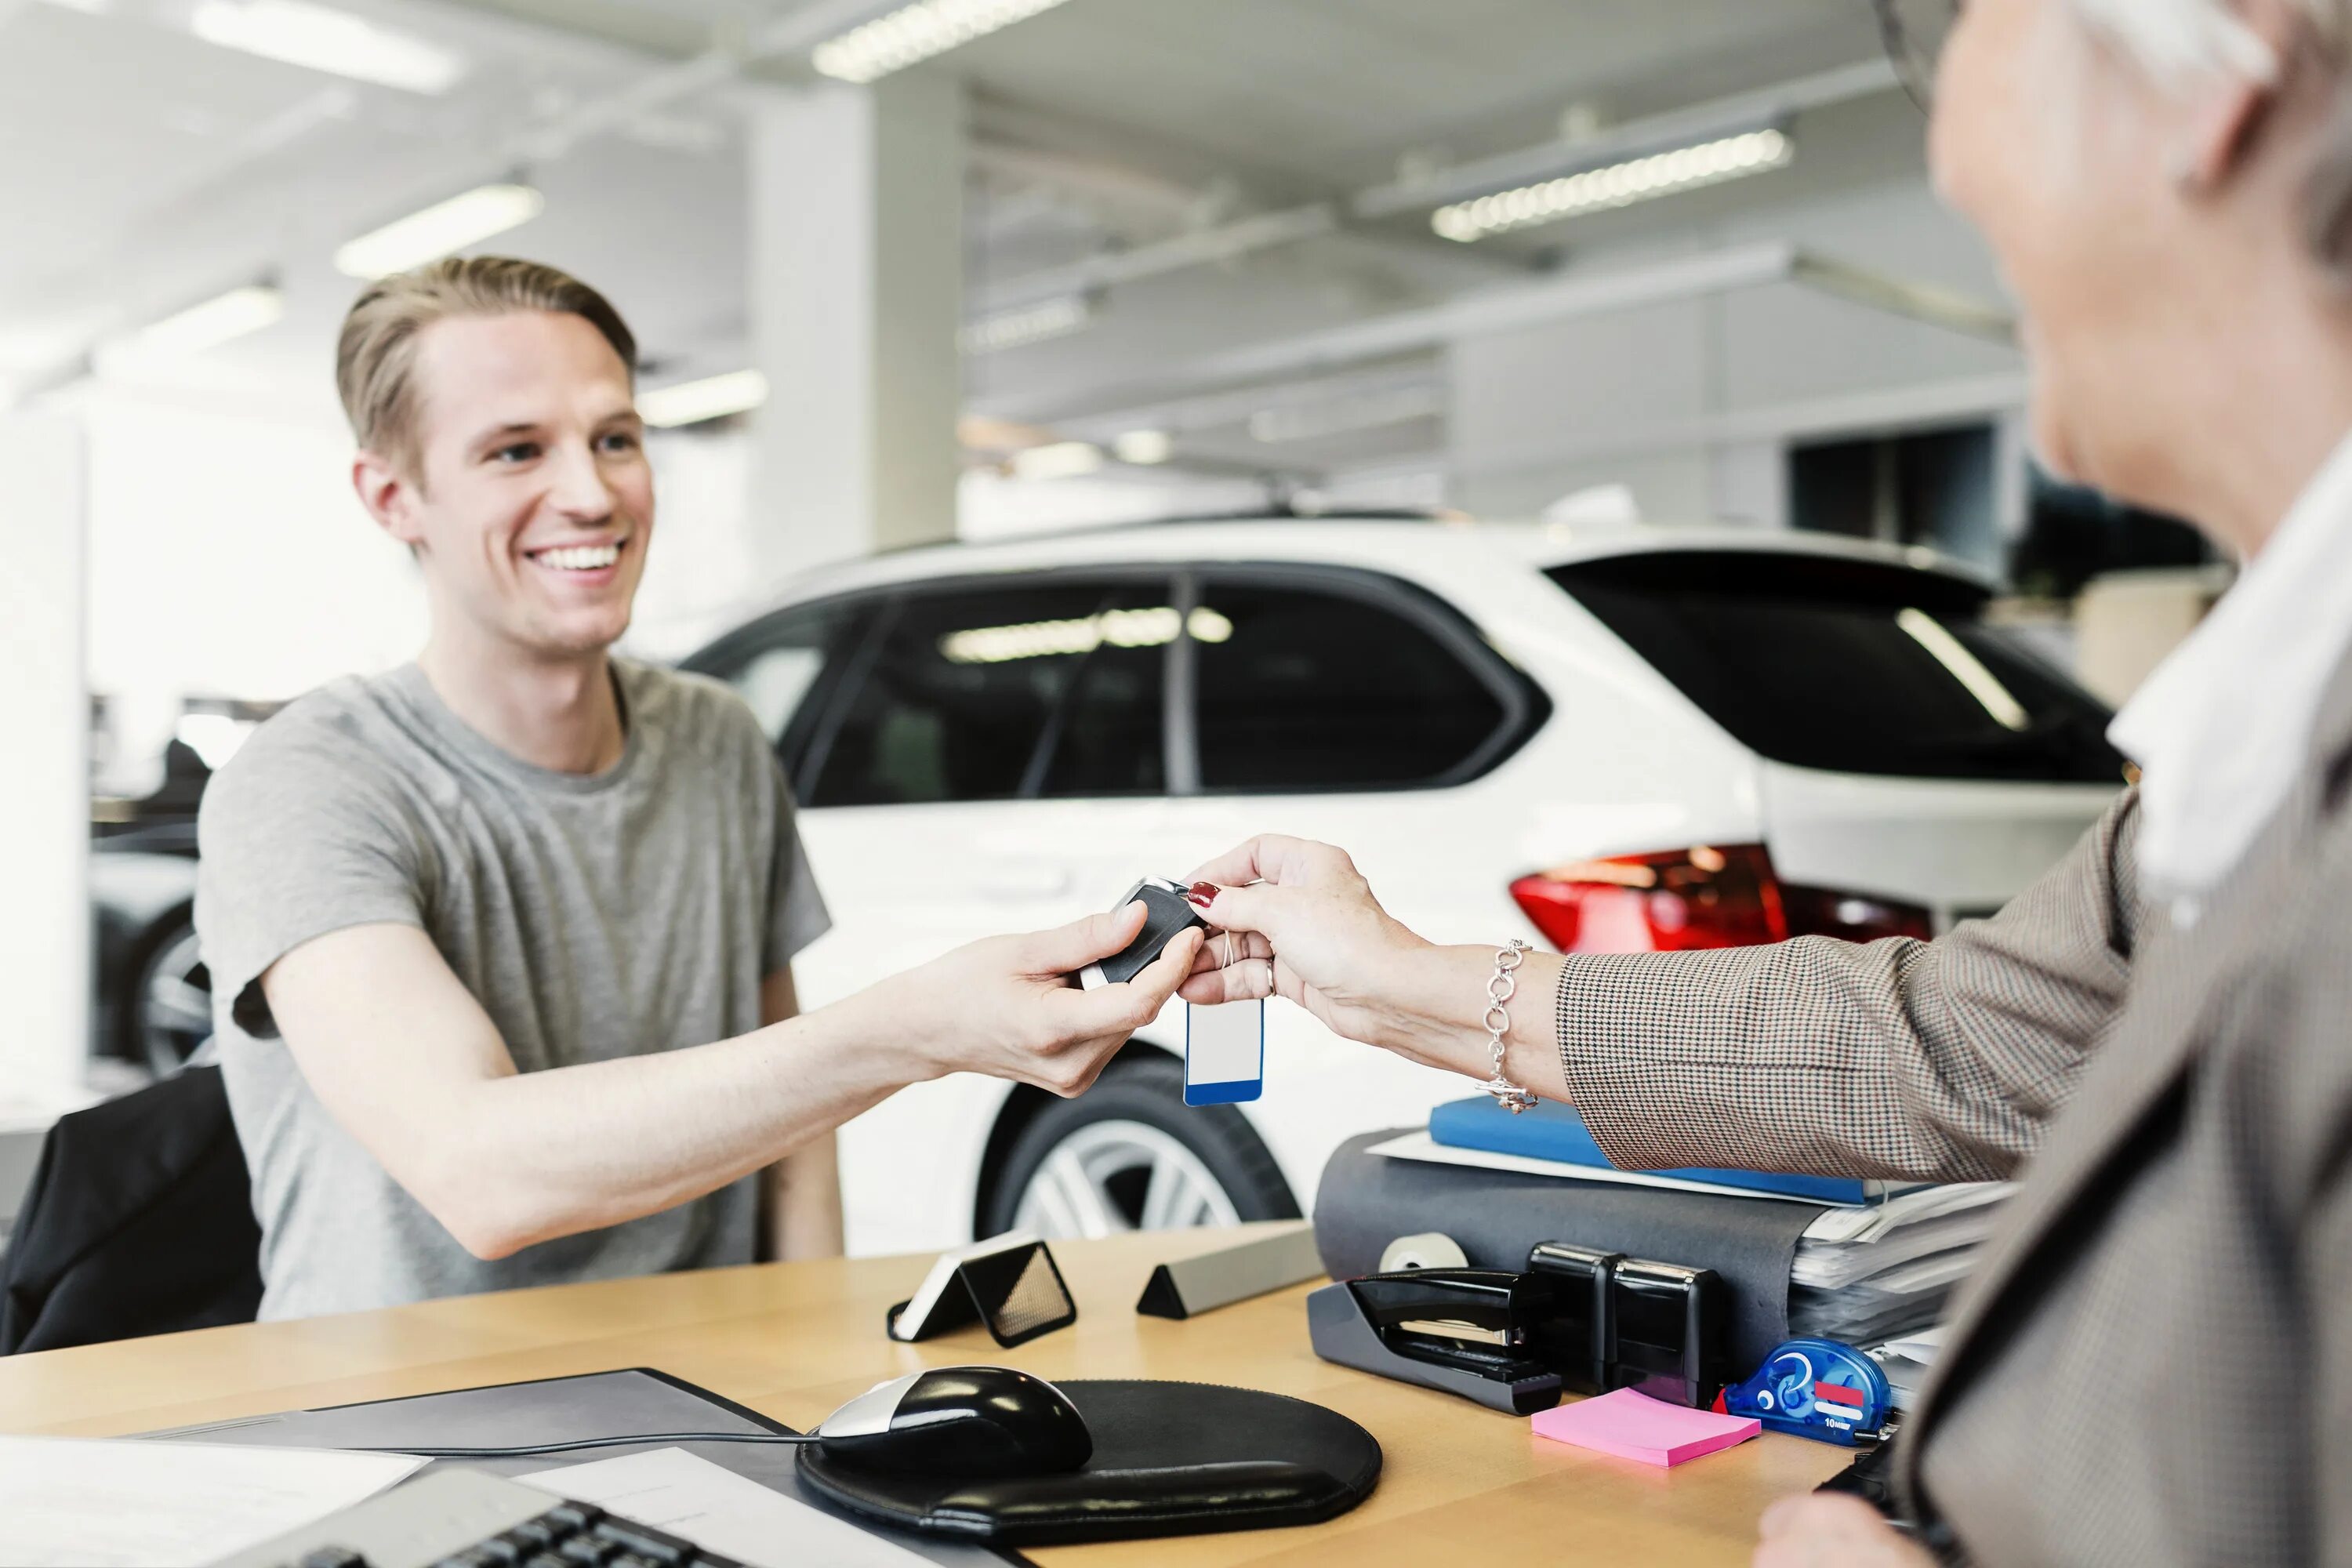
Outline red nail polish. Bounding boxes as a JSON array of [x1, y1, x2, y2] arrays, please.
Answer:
[[1187, 882, 1218, 908]]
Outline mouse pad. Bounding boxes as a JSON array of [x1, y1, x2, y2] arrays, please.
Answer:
[[795, 1379, 1382, 1547]]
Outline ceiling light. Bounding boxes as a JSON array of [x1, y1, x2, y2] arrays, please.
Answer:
[[638, 369, 768, 429], [1432, 129, 1794, 243], [1009, 441, 1102, 481], [190, 0, 466, 95], [939, 604, 1232, 666], [94, 284, 283, 376], [333, 183, 544, 278], [960, 294, 1091, 355], [1896, 608, 2031, 731], [1113, 429, 1173, 465], [813, 0, 1073, 85]]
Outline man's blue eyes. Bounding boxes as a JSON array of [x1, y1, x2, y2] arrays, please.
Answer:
[[486, 435, 637, 464]]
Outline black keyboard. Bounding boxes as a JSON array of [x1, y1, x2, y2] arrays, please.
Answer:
[[212, 1468, 742, 1568]]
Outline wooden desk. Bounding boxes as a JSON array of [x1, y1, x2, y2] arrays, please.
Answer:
[[0, 1225, 1850, 1566]]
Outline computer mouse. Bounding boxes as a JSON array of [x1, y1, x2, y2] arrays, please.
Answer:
[[814, 1366, 1092, 1478]]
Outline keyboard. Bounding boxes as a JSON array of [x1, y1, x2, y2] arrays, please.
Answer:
[[209, 1465, 744, 1568]]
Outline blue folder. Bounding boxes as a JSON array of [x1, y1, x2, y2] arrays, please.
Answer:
[[1425, 1096, 1906, 1207]]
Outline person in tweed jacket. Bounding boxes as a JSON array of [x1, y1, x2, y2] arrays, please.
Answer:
[[1179, 2, 2352, 1563]]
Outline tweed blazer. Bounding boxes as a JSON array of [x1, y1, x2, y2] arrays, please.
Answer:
[[1552, 647, 2352, 1566]]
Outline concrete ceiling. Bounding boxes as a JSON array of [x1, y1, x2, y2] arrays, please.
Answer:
[[0, 0, 1918, 474]]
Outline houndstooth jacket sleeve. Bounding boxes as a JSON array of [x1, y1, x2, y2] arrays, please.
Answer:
[[1553, 789, 2147, 1184]]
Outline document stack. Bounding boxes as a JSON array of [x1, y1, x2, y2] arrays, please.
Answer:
[[1788, 1185, 2011, 1346]]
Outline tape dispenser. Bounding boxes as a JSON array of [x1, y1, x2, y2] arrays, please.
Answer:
[[1719, 1338, 1893, 1446]]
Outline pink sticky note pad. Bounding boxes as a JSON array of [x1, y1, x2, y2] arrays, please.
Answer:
[[1530, 1388, 1762, 1467]]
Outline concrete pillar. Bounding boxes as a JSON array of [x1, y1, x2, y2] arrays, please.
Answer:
[[747, 71, 964, 586], [0, 413, 89, 1116]]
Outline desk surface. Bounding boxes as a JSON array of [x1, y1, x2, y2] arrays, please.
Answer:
[[0, 1225, 1850, 1566]]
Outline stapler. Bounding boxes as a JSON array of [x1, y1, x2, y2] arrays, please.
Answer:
[[1306, 1269, 1567, 1415]]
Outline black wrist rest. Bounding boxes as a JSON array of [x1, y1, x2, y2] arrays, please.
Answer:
[[795, 1378, 1381, 1547]]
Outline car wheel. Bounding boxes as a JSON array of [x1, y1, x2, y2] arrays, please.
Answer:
[[130, 920, 212, 1078], [983, 1054, 1300, 1240]]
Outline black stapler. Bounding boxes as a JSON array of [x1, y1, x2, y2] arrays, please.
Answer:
[[1305, 1269, 1569, 1415]]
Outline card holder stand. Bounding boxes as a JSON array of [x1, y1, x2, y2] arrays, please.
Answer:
[[886, 1234, 1078, 1349], [1136, 1222, 1323, 1320]]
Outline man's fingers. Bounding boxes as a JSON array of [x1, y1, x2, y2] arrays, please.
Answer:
[[1050, 927, 1200, 1036], [1022, 900, 1149, 975]]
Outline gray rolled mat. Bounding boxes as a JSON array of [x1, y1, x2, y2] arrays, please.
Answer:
[[1312, 1130, 1825, 1372]]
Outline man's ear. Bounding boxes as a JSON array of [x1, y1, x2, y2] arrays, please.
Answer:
[[352, 448, 426, 549], [2176, 0, 2301, 191]]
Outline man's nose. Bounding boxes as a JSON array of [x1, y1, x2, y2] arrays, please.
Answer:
[[546, 440, 615, 519]]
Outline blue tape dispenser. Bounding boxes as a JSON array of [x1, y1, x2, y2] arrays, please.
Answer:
[[1719, 1338, 1893, 1446]]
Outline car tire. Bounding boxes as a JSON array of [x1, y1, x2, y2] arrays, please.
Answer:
[[982, 1053, 1301, 1240], [126, 917, 212, 1079]]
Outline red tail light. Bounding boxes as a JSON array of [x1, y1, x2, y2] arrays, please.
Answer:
[[1509, 845, 1933, 955]]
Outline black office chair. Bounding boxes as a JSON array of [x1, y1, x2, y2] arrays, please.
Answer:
[[0, 1062, 263, 1354]]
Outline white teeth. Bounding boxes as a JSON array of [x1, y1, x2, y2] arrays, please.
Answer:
[[534, 543, 621, 571]]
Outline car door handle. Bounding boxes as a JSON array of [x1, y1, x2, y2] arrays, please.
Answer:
[[972, 863, 1073, 900]]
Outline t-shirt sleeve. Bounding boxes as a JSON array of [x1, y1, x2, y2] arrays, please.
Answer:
[[194, 726, 428, 1040], [764, 752, 831, 974]]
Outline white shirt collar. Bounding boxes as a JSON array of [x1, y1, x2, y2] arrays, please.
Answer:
[[2109, 430, 2352, 920]]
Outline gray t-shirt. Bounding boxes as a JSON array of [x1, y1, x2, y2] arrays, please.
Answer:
[[194, 659, 829, 1321]]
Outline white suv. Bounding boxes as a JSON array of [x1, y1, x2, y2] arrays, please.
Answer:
[[682, 518, 2124, 1258]]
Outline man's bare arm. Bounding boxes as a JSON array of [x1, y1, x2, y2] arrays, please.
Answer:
[[261, 907, 1196, 1261], [758, 968, 848, 1261]]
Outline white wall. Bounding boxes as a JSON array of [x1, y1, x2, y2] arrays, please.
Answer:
[[1446, 96, 2028, 526], [0, 413, 89, 1111], [82, 387, 426, 781]]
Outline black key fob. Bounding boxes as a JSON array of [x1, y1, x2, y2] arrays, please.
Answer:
[[1078, 877, 1207, 989]]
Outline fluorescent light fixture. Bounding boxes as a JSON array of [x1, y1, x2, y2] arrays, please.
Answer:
[[1896, 608, 2031, 731], [1113, 429, 1173, 465], [334, 183, 544, 279], [814, 0, 1073, 85], [190, 0, 466, 95], [94, 284, 283, 376], [638, 369, 769, 428], [1009, 440, 1102, 481], [1432, 129, 1794, 243], [940, 604, 1232, 666], [960, 294, 1092, 355]]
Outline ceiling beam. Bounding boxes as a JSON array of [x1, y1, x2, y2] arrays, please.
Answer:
[[979, 241, 2016, 427]]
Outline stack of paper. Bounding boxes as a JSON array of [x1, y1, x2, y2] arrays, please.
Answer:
[[1867, 1323, 1947, 1410], [0, 1436, 423, 1568], [1788, 1185, 2010, 1345]]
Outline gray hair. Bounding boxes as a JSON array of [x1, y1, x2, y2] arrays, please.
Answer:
[[2071, 0, 2347, 82], [2072, 0, 2352, 279]]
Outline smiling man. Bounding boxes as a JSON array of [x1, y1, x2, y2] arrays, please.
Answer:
[[194, 257, 1196, 1319]]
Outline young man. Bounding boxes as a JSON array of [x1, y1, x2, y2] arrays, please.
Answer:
[[194, 257, 1196, 1320]]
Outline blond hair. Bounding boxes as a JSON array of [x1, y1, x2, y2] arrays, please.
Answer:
[[335, 256, 637, 474]]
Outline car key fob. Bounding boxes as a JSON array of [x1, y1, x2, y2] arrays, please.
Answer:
[[1078, 877, 1207, 989]]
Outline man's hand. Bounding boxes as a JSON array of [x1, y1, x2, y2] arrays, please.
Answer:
[[1754, 1497, 1936, 1568], [884, 901, 1203, 1096]]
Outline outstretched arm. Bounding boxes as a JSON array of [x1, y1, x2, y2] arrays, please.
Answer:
[[264, 904, 1198, 1259], [1184, 793, 2141, 1184]]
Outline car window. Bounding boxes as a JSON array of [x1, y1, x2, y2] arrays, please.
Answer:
[[810, 579, 1171, 807], [1546, 551, 2123, 783], [696, 600, 869, 777], [1190, 579, 1509, 792]]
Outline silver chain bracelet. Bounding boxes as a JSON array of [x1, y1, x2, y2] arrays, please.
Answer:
[[1479, 938, 1538, 1113]]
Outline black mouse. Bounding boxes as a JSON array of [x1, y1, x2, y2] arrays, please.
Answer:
[[814, 1366, 1092, 1478]]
